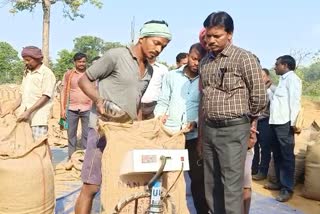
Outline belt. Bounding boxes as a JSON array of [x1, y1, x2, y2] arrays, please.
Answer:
[[205, 116, 250, 128]]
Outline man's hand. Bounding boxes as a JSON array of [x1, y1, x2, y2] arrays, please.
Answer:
[[196, 139, 203, 158], [185, 121, 197, 132], [160, 115, 168, 124], [247, 130, 257, 149], [292, 126, 301, 134], [60, 108, 66, 119], [96, 98, 106, 116], [17, 109, 32, 122]]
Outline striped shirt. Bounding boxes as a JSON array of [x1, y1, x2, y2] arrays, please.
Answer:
[[199, 44, 267, 121]]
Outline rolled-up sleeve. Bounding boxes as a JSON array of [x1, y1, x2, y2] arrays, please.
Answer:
[[86, 50, 117, 81], [42, 69, 56, 98], [154, 73, 171, 116], [289, 76, 302, 125], [241, 53, 267, 116]]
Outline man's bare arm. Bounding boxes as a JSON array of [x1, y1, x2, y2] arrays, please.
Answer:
[[17, 95, 50, 122], [78, 73, 104, 115]]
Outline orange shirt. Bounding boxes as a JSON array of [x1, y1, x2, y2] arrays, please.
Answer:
[[62, 70, 92, 112]]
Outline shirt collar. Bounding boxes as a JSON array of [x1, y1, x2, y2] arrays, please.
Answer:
[[178, 65, 199, 81], [281, 70, 294, 79], [152, 62, 161, 67], [127, 46, 149, 66], [220, 43, 233, 57], [73, 68, 85, 74], [25, 64, 44, 75], [208, 43, 233, 60]]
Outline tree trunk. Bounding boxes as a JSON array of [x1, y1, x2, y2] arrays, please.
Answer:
[[42, 0, 51, 67]]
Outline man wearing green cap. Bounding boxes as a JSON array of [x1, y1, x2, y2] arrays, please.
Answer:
[[74, 20, 171, 214]]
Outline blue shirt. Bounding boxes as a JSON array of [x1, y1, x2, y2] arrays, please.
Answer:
[[154, 66, 200, 140], [269, 71, 302, 126]]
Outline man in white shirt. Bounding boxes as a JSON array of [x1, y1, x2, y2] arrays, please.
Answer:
[[266, 55, 302, 202], [140, 57, 168, 119]]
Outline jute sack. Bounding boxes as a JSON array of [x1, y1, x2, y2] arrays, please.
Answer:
[[268, 153, 311, 185], [0, 122, 55, 214], [294, 121, 320, 184], [303, 142, 320, 201], [294, 107, 304, 134], [100, 118, 188, 214]]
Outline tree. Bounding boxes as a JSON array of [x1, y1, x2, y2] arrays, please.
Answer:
[[73, 35, 124, 63], [73, 36, 105, 63], [103, 42, 124, 53], [289, 49, 312, 69], [53, 36, 125, 80], [0, 41, 24, 84], [6, 0, 103, 66], [52, 49, 74, 80]]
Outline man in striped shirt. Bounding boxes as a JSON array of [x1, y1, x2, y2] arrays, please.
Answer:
[[199, 11, 267, 214]]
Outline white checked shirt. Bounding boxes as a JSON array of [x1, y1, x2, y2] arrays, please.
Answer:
[[269, 71, 302, 126]]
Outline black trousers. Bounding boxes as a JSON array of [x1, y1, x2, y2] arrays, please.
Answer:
[[252, 117, 273, 175], [186, 138, 209, 214], [270, 122, 295, 192]]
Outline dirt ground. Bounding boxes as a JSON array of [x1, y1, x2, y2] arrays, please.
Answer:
[[253, 181, 320, 214], [1, 85, 320, 213]]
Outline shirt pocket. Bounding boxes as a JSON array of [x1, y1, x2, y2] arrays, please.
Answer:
[[275, 87, 287, 97], [215, 67, 243, 93]]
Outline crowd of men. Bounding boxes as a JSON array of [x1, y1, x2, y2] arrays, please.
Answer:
[[0, 10, 302, 214]]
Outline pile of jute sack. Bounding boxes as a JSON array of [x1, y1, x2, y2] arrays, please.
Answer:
[[0, 113, 189, 213], [267, 120, 320, 201], [0, 119, 55, 214]]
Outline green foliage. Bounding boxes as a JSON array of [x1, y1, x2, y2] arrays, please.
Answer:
[[268, 68, 279, 85], [303, 79, 320, 97], [0, 41, 24, 84], [73, 35, 124, 63], [52, 49, 75, 80], [52, 36, 125, 80], [303, 62, 320, 82], [9, 0, 103, 20], [103, 42, 124, 53], [73, 36, 104, 63]]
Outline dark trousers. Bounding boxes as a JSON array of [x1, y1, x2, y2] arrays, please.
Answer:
[[67, 109, 90, 158], [270, 122, 295, 192], [141, 101, 157, 120], [185, 138, 208, 214], [252, 117, 273, 175], [202, 122, 250, 214]]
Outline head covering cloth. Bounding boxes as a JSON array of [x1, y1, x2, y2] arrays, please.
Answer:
[[139, 21, 172, 41], [199, 28, 206, 48], [21, 46, 43, 59]]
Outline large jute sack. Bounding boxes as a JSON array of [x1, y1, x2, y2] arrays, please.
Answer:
[[294, 121, 320, 184], [100, 118, 188, 214], [0, 122, 55, 214], [303, 142, 320, 201]]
